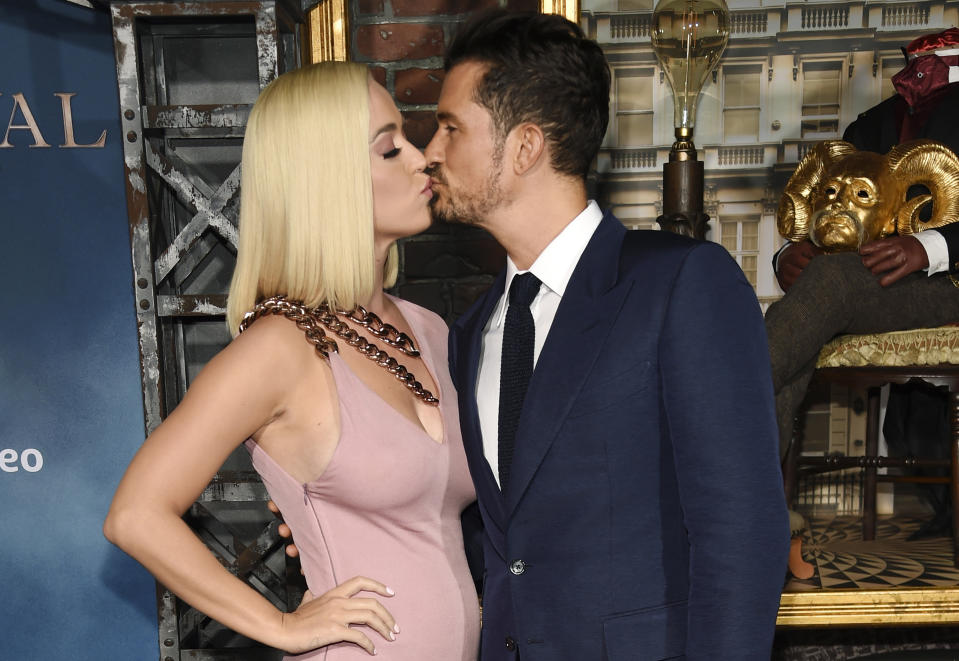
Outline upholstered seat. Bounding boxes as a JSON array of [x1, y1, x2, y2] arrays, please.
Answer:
[[817, 326, 959, 368]]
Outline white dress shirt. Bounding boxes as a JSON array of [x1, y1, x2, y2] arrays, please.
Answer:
[[476, 200, 604, 487], [914, 229, 950, 275]]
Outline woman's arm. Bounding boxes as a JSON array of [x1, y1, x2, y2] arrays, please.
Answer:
[[103, 319, 397, 655]]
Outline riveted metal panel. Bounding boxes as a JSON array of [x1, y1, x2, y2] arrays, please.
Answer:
[[109, 2, 306, 659]]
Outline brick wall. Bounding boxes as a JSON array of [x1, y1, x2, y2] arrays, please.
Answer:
[[351, 0, 538, 322]]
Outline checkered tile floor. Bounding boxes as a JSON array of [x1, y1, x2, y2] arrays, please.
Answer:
[[784, 515, 959, 590]]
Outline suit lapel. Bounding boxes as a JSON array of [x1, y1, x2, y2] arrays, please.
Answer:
[[453, 270, 508, 529], [505, 213, 633, 515]]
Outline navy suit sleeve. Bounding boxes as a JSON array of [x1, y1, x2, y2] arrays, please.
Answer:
[[658, 242, 790, 659]]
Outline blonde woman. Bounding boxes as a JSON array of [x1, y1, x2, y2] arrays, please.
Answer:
[[104, 62, 480, 660]]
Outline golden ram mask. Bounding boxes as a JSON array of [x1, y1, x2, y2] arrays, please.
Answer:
[[777, 139, 959, 251]]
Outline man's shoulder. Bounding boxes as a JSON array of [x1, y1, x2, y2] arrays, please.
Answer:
[[617, 228, 723, 272], [619, 226, 699, 252]]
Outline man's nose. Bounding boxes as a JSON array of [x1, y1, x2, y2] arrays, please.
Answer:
[[424, 132, 442, 166], [410, 146, 426, 173]]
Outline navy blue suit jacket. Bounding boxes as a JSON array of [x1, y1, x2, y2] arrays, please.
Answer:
[[449, 212, 790, 661]]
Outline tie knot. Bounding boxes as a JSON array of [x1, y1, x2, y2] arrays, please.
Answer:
[[508, 272, 541, 308]]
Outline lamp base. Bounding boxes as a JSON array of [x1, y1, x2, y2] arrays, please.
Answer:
[[660, 148, 708, 240], [656, 210, 710, 240]]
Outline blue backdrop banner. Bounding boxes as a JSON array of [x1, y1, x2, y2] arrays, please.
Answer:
[[0, 1, 157, 658]]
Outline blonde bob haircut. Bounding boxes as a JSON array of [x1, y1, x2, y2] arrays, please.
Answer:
[[226, 61, 399, 336]]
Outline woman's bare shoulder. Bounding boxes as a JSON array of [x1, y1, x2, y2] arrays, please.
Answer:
[[201, 314, 330, 392]]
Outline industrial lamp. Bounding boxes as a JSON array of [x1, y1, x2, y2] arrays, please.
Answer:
[[651, 0, 729, 239]]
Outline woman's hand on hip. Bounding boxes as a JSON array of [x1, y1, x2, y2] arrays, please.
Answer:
[[279, 576, 398, 655]]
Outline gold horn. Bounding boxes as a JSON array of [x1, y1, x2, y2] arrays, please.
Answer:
[[777, 140, 857, 242], [887, 139, 959, 235]]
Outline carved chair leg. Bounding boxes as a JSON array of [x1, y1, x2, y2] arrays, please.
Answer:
[[950, 390, 959, 567], [783, 419, 800, 505], [863, 386, 881, 541]]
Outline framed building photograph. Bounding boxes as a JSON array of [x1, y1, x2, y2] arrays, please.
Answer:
[[573, 0, 959, 630]]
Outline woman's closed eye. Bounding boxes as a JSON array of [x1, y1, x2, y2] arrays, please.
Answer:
[[383, 146, 400, 159]]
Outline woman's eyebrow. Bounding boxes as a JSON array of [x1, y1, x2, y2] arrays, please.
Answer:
[[370, 122, 398, 143]]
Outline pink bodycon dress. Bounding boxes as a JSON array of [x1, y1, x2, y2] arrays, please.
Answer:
[[246, 298, 480, 660]]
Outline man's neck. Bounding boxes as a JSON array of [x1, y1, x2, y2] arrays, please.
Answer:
[[484, 186, 589, 271]]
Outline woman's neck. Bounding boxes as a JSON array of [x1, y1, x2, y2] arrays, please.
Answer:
[[363, 288, 387, 314]]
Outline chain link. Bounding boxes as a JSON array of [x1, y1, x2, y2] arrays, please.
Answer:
[[239, 296, 438, 405], [344, 305, 419, 356]]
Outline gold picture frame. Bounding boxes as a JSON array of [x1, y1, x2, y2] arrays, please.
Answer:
[[569, 0, 959, 631], [309, 0, 577, 63], [541, 0, 580, 23], [307, 0, 348, 63], [778, 587, 959, 627]]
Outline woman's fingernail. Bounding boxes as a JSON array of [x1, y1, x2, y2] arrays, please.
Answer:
[[394, 624, 401, 634], [386, 586, 395, 596], [389, 632, 396, 641]]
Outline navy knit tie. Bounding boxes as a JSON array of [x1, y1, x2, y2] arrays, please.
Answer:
[[498, 272, 541, 491]]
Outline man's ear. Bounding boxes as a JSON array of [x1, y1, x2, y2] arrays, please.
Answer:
[[511, 123, 546, 175]]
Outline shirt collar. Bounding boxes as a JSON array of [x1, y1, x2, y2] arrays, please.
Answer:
[[493, 200, 603, 327]]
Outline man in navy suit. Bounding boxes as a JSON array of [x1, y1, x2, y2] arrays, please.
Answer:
[[425, 10, 790, 660]]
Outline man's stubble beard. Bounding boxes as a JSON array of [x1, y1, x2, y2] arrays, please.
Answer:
[[428, 147, 505, 227]]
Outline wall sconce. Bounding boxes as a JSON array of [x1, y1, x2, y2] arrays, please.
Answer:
[[650, 0, 730, 239]]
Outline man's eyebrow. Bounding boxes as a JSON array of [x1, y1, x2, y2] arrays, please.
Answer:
[[436, 111, 459, 124], [369, 122, 398, 143]]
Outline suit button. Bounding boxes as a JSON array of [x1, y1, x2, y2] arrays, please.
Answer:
[[509, 559, 526, 575], [505, 636, 517, 651]]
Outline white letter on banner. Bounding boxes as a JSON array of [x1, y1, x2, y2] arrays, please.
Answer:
[[0, 449, 19, 472], [20, 449, 43, 472], [0, 93, 51, 148], [56, 93, 106, 148]]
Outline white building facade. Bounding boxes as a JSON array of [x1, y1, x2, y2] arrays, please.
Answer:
[[582, 0, 959, 309]]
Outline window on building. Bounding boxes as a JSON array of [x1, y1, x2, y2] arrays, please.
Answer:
[[611, 205, 658, 231], [614, 68, 654, 146], [801, 61, 842, 138], [720, 216, 759, 287], [880, 55, 905, 101], [722, 64, 761, 142]]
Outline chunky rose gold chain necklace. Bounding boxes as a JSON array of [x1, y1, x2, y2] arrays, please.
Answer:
[[238, 295, 438, 405], [339, 305, 419, 357]]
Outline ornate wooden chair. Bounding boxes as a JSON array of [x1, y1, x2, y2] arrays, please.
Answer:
[[782, 326, 959, 566]]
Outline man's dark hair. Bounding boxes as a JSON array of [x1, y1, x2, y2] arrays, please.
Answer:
[[446, 10, 611, 180]]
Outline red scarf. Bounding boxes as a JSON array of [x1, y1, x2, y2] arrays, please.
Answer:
[[892, 28, 959, 140]]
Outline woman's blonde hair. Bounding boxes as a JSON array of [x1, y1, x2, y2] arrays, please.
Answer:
[[226, 61, 398, 335]]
